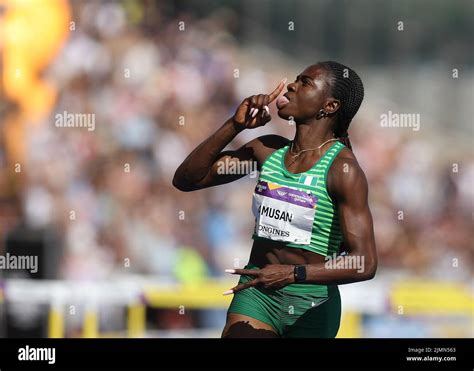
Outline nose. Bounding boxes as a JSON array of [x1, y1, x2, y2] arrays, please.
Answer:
[[287, 81, 297, 92]]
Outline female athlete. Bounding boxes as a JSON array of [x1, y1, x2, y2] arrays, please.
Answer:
[[173, 61, 377, 338]]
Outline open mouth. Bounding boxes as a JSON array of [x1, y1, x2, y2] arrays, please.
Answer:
[[276, 94, 290, 109]]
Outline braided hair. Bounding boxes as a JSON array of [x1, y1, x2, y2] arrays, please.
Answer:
[[316, 61, 364, 151]]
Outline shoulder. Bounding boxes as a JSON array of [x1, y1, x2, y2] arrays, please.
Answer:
[[245, 134, 290, 169], [327, 147, 369, 204], [331, 146, 358, 170]]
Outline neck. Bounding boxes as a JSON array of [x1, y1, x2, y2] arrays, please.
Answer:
[[292, 120, 335, 152]]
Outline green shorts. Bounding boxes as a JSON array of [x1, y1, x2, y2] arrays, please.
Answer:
[[227, 264, 341, 338]]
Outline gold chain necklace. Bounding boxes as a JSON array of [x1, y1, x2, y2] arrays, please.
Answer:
[[287, 138, 339, 168]]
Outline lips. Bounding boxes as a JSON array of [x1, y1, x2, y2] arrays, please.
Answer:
[[276, 95, 290, 109]]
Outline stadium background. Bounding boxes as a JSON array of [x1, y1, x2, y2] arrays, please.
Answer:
[[0, 0, 472, 338]]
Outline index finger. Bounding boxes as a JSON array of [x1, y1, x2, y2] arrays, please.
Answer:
[[267, 78, 287, 103], [225, 269, 260, 276]]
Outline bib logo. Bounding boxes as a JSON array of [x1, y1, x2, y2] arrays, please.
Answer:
[[258, 225, 290, 237]]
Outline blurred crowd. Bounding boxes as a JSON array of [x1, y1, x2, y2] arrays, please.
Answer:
[[1, 0, 472, 287]]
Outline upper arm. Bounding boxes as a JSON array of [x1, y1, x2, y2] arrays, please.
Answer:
[[190, 135, 288, 191], [329, 157, 377, 276]]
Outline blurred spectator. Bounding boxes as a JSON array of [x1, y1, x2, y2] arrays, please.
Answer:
[[1, 0, 472, 289]]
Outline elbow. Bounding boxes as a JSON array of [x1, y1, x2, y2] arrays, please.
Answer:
[[362, 259, 377, 281], [172, 168, 201, 192], [363, 267, 376, 281], [172, 175, 194, 192], [172, 169, 189, 192]]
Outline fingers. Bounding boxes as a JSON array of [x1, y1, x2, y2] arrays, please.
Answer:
[[263, 94, 270, 107], [261, 95, 270, 120], [248, 95, 259, 118], [225, 269, 260, 276], [248, 94, 271, 121], [223, 278, 259, 295], [246, 78, 286, 125], [268, 78, 287, 103], [223, 268, 262, 295]]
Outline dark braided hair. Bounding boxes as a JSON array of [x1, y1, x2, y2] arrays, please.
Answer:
[[316, 61, 364, 151]]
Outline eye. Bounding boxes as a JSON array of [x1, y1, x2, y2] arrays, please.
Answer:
[[302, 79, 310, 86]]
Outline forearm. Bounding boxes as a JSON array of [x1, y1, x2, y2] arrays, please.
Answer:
[[302, 254, 376, 285], [173, 117, 243, 186], [225, 255, 376, 294]]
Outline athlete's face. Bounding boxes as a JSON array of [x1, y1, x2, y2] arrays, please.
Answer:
[[277, 65, 339, 122]]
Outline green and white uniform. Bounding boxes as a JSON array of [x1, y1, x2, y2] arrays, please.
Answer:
[[227, 141, 345, 337]]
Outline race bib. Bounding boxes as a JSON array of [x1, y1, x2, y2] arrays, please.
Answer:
[[252, 181, 318, 245]]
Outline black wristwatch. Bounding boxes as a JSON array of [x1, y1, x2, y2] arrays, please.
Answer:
[[293, 265, 307, 283]]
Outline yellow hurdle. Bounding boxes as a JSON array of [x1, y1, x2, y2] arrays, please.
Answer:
[[390, 280, 474, 316], [144, 281, 234, 309], [82, 308, 99, 338], [48, 305, 65, 338], [337, 311, 362, 338], [127, 303, 146, 338]]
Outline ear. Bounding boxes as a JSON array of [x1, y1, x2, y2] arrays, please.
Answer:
[[324, 99, 341, 115]]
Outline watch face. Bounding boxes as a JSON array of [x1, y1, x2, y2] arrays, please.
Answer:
[[295, 266, 306, 281]]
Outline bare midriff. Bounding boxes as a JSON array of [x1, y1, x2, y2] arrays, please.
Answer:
[[249, 239, 327, 267]]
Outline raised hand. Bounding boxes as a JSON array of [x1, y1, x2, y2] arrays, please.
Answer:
[[232, 78, 286, 129]]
